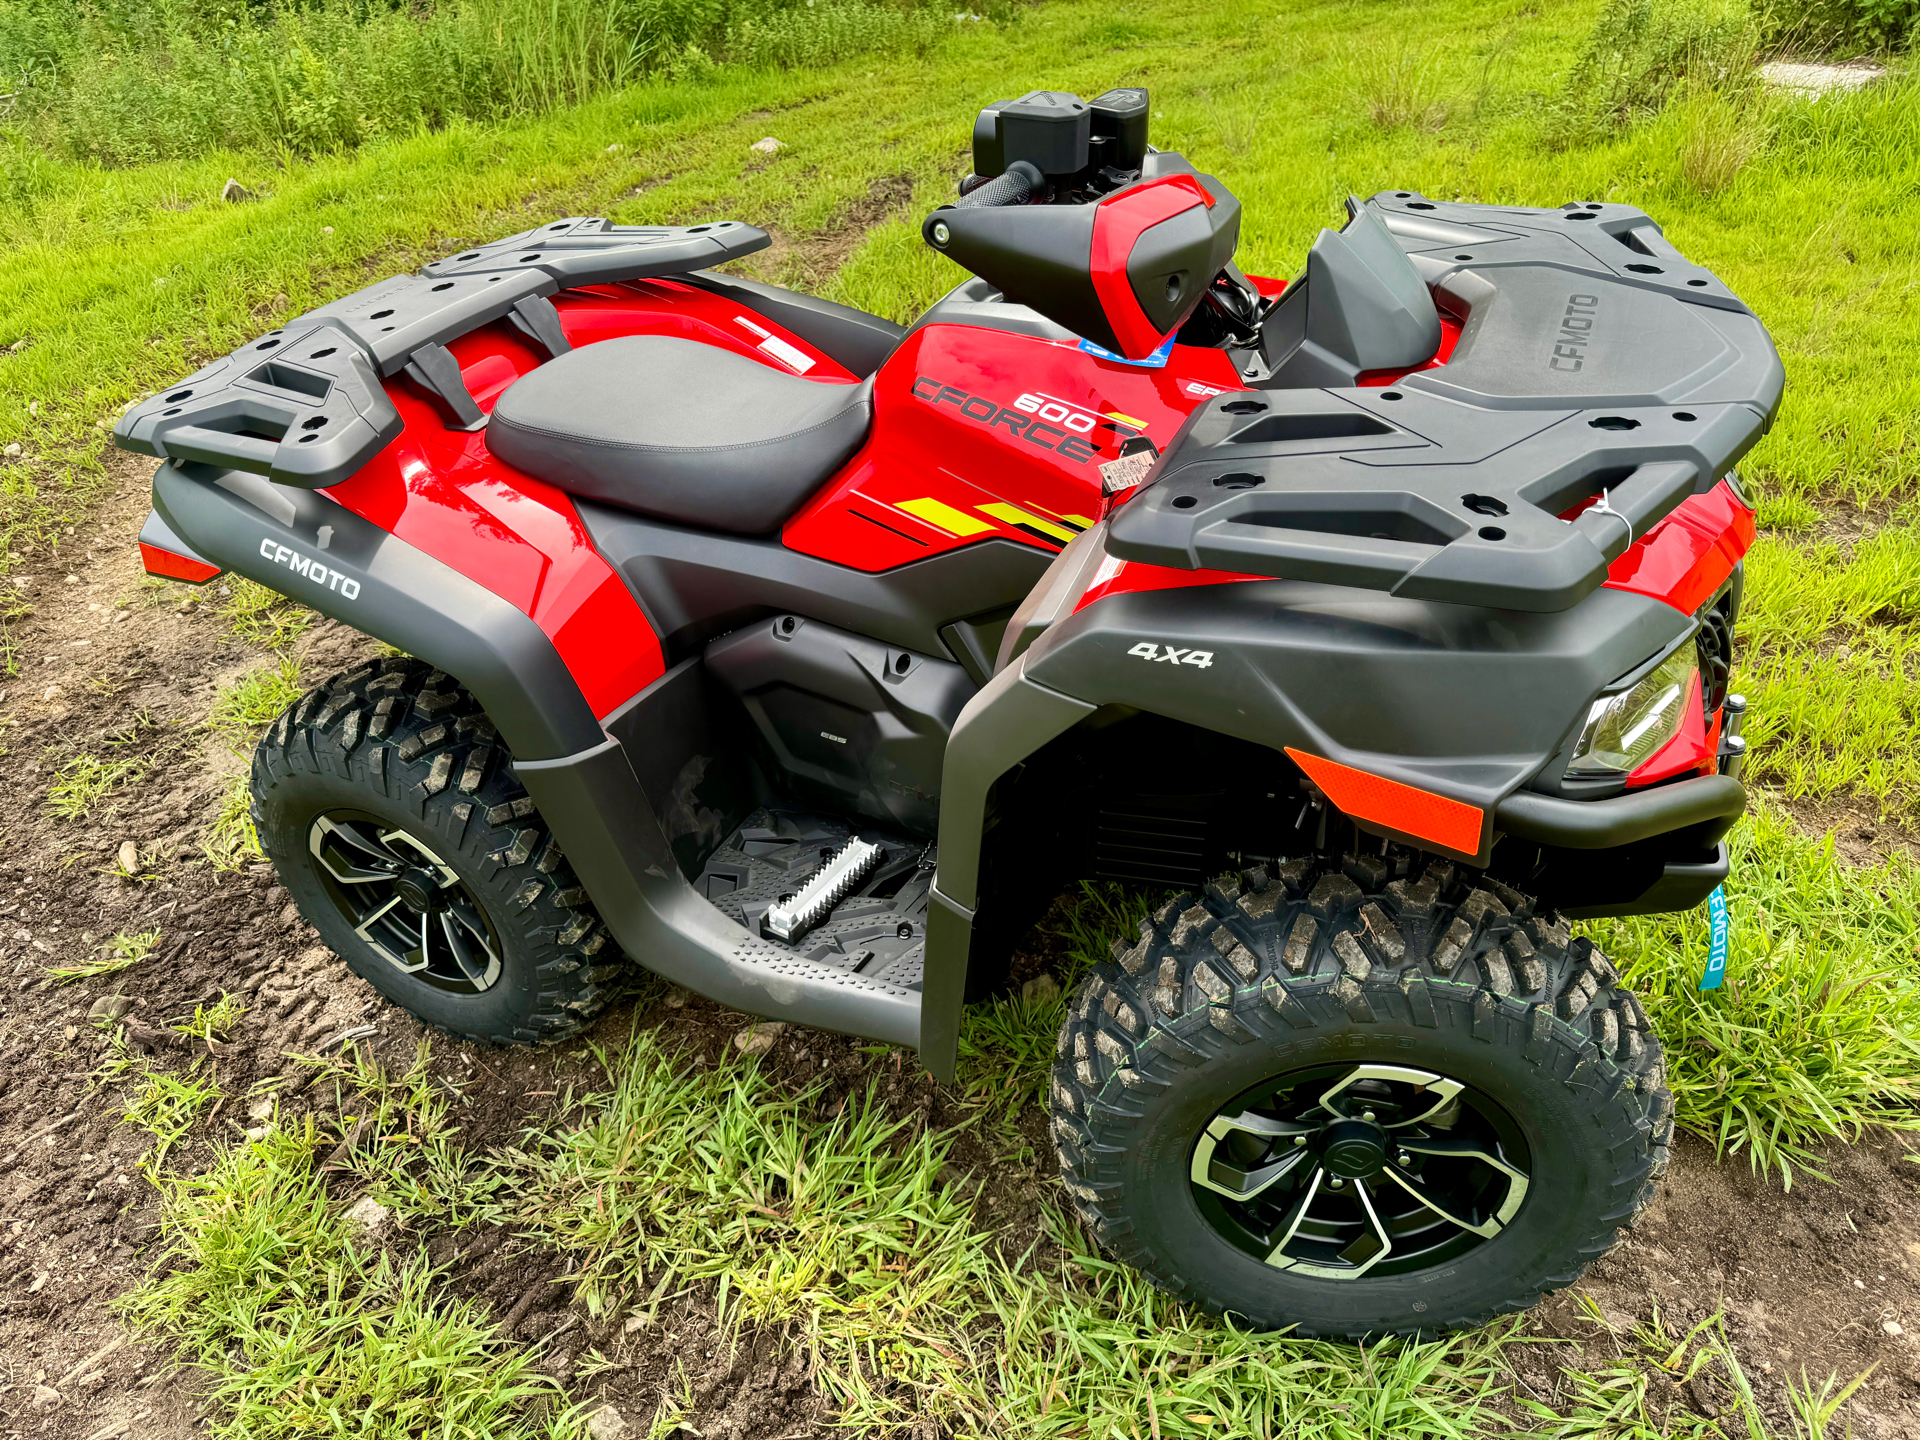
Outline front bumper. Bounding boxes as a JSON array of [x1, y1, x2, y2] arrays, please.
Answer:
[[1497, 721, 1750, 919]]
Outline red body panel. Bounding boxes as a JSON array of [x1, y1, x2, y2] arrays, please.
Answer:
[[782, 323, 1241, 570], [1073, 555, 1265, 613], [1600, 478, 1756, 616], [140, 541, 223, 584], [1285, 747, 1485, 858], [321, 281, 852, 721], [1088, 175, 1215, 359]]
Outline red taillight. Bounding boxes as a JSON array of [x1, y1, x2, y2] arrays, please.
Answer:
[[138, 541, 223, 585]]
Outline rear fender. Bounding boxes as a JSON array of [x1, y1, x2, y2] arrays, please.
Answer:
[[153, 459, 929, 1061], [153, 459, 602, 759]]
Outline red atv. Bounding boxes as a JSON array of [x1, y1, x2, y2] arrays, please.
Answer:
[[118, 88, 1778, 1337]]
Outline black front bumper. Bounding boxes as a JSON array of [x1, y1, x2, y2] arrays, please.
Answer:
[[1495, 772, 1744, 919]]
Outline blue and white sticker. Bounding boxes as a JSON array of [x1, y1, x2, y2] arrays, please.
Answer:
[[1699, 885, 1729, 990], [1078, 334, 1178, 368]]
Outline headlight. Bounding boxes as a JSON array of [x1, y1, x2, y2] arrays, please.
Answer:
[[1568, 645, 1701, 777]]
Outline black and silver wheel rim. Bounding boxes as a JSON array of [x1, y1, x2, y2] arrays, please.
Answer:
[[1190, 1063, 1531, 1281], [309, 812, 504, 994]]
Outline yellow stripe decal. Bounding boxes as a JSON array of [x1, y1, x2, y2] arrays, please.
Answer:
[[1061, 514, 1097, 529], [977, 502, 1076, 542], [897, 496, 996, 536], [1105, 411, 1148, 428]]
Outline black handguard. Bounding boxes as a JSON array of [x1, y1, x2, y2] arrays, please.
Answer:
[[956, 160, 1042, 208]]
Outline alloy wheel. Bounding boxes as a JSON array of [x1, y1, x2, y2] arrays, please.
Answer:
[[308, 811, 504, 994], [1190, 1063, 1531, 1281]]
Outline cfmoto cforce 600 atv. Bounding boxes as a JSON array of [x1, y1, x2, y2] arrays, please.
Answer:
[[118, 87, 1779, 1337]]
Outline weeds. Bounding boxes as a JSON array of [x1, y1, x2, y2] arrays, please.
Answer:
[[175, 992, 247, 1045], [1549, 0, 1761, 142], [1674, 86, 1774, 193], [1351, 44, 1449, 131], [124, 1065, 221, 1170], [217, 578, 311, 651], [45, 926, 160, 983], [201, 772, 263, 871], [3, 0, 974, 166], [45, 751, 143, 818], [209, 656, 304, 734]]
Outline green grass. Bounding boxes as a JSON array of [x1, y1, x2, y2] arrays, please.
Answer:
[[201, 771, 265, 872], [120, 1122, 578, 1441], [1595, 801, 1920, 1187], [176, 992, 248, 1045], [1734, 524, 1919, 815], [44, 925, 160, 983], [209, 656, 306, 734], [217, 578, 314, 652], [44, 751, 144, 818], [124, 1063, 222, 1171]]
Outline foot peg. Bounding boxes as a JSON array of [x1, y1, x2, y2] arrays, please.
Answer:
[[763, 837, 882, 943]]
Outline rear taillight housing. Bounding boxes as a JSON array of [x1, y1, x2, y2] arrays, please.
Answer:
[[138, 540, 222, 584]]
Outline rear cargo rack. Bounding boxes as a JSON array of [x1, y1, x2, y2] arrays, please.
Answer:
[[114, 218, 769, 488], [1105, 193, 1784, 613]]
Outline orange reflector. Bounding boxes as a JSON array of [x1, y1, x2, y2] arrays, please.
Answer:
[[138, 540, 222, 585], [1285, 747, 1485, 857]]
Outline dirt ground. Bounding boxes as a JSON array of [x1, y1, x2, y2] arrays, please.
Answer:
[[0, 451, 1915, 1439]]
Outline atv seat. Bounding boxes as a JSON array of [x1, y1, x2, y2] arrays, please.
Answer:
[[486, 335, 872, 534]]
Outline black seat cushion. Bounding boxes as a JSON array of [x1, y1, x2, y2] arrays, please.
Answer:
[[486, 335, 872, 534]]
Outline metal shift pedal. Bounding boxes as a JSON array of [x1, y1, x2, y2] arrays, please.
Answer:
[[763, 837, 883, 943]]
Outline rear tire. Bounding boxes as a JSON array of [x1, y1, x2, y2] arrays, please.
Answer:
[[1050, 855, 1671, 1338], [251, 656, 626, 1046]]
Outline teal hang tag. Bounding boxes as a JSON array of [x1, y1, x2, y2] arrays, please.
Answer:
[[1078, 334, 1178, 368], [1699, 885, 1728, 990]]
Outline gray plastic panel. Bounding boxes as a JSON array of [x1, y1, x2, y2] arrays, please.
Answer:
[[114, 216, 770, 488], [1106, 192, 1785, 611], [298, 269, 555, 376]]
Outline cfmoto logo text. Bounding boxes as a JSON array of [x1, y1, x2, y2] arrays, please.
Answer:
[[1129, 642, 1214, 668], [259, 538, 361, 600]]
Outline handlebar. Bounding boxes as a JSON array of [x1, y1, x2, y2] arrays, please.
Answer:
[[956, 161, 1042, 209]]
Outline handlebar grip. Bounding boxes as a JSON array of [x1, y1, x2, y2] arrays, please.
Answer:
[[956, 161, 1041, 209]]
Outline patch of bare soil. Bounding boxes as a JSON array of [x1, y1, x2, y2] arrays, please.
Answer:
[[742, 171, 920, 294], [1523, 1128, 1918, 1437], [1777, 791, 1917, 867], [0, 452, 1915, 1439]]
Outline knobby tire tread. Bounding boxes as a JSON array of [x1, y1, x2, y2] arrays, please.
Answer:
[[251, 655, 626, 1047], [1049, 855, 1672, 1337]]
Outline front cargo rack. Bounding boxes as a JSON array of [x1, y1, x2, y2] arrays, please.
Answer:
[[1105, 192, 1785, 613], [113, 218, 769, 489]]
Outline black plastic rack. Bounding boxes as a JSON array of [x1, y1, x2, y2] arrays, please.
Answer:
[[1106, 193, 1785, 613], [114, 218, 769, 489]]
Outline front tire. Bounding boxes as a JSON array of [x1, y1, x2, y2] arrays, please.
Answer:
[[251, 656, 626, 1046], [1051, 856, 1671, 1337]]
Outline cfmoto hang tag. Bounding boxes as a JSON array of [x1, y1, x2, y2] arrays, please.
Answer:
[[1699, 885, 1728, 990]]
